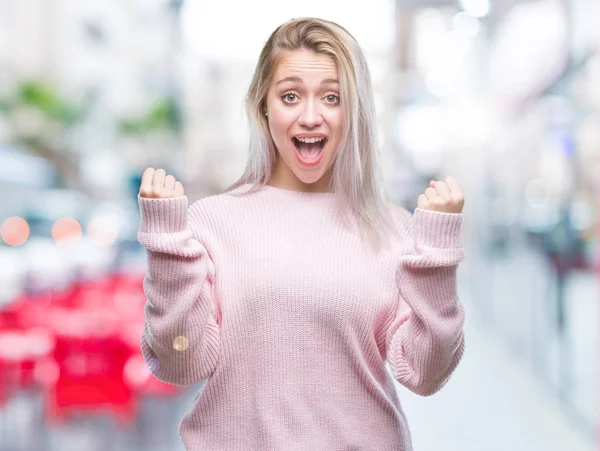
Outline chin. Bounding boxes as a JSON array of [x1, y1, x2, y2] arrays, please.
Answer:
[[292, 170, 321, 183]]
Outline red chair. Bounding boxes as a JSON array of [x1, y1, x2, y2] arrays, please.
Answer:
[[43, 308, 136, 426], [1, 270, 155, 427], [0, 327, 55, 391]]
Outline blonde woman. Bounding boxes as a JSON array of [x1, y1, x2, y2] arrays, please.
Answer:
[[137, 17, 466, 450]]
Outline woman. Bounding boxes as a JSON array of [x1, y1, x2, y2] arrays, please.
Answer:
[[137, 17, 465, 451]]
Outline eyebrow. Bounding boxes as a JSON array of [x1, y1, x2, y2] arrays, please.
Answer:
[[275, 76, 339, 86]]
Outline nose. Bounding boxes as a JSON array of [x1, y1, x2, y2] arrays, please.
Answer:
[[298, 99, 323, 128]]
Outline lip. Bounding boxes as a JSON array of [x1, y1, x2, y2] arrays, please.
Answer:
[[292, 133, 328, 140]]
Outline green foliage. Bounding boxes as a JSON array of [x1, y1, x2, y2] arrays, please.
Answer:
[[119, 97, 181, 135], [17, 81, 83, 125], [0, 80, 84, 125]]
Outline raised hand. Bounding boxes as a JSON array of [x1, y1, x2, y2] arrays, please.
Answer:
[[417, 176, 464, 214], [139, 168, 185, 199]]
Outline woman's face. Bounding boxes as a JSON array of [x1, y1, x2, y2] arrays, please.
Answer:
[[265, 49, 343, 192]]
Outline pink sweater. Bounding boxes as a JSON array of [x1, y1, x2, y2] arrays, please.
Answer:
[[137, 183, 466, 451]]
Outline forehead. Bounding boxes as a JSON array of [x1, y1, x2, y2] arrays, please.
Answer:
[[273, 49, 338, 80]]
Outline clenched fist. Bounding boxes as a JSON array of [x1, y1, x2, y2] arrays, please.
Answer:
[[417, 176, 464, 214], [139, 168, 185, 199]]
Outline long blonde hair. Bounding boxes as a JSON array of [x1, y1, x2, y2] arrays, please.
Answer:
[[225, 17, 396, 250]]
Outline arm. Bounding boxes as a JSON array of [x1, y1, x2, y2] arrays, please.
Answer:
[[386, 207, 465, 396], [137, 194, 221, 387]]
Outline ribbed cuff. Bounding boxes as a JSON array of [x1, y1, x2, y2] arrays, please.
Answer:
[[138, 195, 188, 234], [413, 208, 463, 249]]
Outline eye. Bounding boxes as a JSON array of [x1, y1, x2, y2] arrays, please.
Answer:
[[325, 94, 340, 104], [281, 93, 298, 103]]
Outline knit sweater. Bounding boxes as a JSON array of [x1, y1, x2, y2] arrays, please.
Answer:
[[137, 183, 466, 451]]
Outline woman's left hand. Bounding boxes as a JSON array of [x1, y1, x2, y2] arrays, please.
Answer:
[[417, 176, 464, 214]]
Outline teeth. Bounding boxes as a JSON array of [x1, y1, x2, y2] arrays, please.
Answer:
[[295, 137, 325, 144]]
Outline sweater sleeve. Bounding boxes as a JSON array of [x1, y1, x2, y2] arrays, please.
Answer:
[[137, 194, 221, 387], [386, 207, 466, 396]]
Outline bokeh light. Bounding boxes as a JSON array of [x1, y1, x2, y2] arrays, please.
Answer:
[[172, 335, 189, 352], [87, 216, 119, 247], [51, 218, 82, 243], [0, 216, 30, 246]]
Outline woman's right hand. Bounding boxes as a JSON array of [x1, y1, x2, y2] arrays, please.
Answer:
[[139, 168, 185, 199]]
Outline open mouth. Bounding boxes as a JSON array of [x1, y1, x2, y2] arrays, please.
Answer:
[[292, 137, 327, 166]]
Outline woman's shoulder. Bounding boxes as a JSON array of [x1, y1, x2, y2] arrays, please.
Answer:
[[189, 184, 254, 220], [184, 188, 247, 242]]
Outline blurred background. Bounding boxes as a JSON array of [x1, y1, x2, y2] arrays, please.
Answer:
[[0, 0, 598, 450]]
